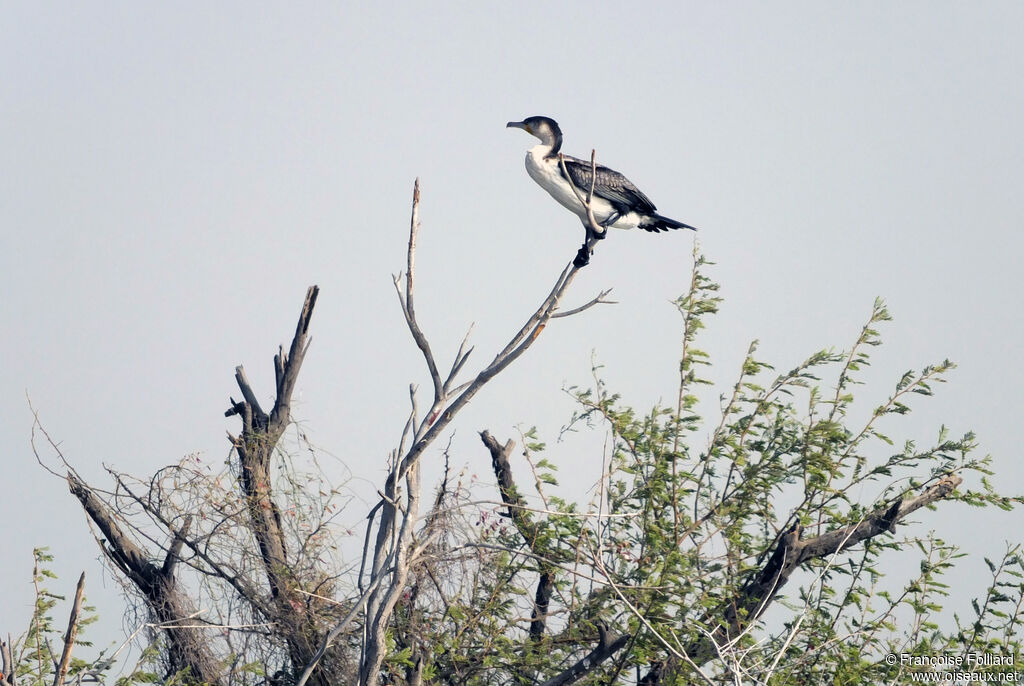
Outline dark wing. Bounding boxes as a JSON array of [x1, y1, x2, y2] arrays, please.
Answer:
[[558, 156, 657, 214]]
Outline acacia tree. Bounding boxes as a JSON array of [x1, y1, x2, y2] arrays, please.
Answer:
[[14, 179, 1023, 685]]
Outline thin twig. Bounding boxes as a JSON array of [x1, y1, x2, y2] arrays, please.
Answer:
[[551, 289, 617, 318], [397, 179, 443, 403], [358, 179, 611, 686]]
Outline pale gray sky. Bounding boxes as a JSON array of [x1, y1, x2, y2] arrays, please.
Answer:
[[3, 1, 1022, 655]]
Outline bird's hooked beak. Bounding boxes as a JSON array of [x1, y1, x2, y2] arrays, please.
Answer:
[[506, 120, 532, 135]]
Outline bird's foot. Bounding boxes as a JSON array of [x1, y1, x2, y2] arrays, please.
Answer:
[[596, 211, 620, 235], [573, 245, 591, 268], [585, 224, 607, 242]]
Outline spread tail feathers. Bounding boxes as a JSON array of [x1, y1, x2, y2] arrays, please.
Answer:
[[642, 214, 698, 233]]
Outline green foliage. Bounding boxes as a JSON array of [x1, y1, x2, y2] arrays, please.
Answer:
[[9, 549, 138, 686], [21, 252, 1022, 685], [18, 548, 64, 685], [398, 251, 1021, 684]]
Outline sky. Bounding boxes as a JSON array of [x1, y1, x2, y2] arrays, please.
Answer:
[[2, 1, 1023, 662]]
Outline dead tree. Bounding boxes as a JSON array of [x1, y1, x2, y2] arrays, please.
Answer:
[[65, 285, 328, 685], [222, 286, 330, 686], [51, 173, 609, 686], [296, 179, 613, 686], [69, 476, 223, 684], [40, 169, 1004, 686]]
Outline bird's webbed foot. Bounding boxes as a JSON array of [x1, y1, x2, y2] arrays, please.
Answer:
[[585, 224, 608, 242], [597, 211, 621, 235], [573, 244, 591, 268]]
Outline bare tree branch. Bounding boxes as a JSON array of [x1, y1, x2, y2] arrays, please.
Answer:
[[559, 149, 604, 266], [443, 325, 475, 391], [232, 366, 265, 422], [686, 473, 964, 666], [221, 285, 328, 686], [551, 289, 616, 318], [67, 474, 223, 685], [350, 178, 608, 686], [480, 430, 555, 640], [559, 150, 603, 237], [480, 432, 526, 524], [51, 572, 85, 686], [537, 624, 629, 686], [274, 294, 317, 425], [108, 474, 271, 619], [1, 635, 16, 686], [395, 179, 443, 403], [160, 516, 189, 578], [295, 557, 394, 686]]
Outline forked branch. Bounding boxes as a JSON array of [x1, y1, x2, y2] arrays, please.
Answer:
[[685, 474, 964, 666], [392, 180, 612, 480], [394, 179, 444, 403], [343, 181, 614, 686], [222, 285, 330, 686], [67, 474, 223, 684]]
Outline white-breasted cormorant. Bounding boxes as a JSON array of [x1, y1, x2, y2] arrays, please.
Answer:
[[507, 115, 696, 267]]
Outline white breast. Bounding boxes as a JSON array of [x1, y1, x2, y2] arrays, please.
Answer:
[[524, 146, 640, 230]]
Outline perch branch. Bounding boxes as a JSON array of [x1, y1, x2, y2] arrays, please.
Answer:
[[559, 150, 603, 237], [559, 150, 605, 265], [358, 179, 607, 686]]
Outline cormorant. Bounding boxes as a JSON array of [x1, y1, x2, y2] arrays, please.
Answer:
[[507, 116, 696, 267]]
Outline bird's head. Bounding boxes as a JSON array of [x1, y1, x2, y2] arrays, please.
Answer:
[[507, 116, 562, 149]]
